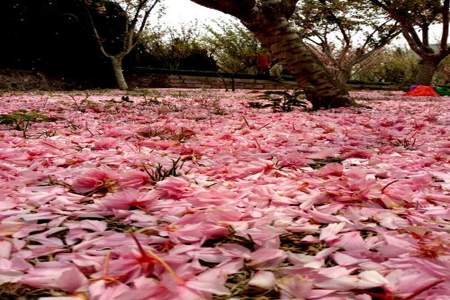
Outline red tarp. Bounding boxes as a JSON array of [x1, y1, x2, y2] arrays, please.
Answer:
[[404, 85, 439, 96]]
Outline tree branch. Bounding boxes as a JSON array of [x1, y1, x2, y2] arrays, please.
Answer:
[[369, 0, 432, 57], [318, 0, 351, 47], [83, 1, 113, 59], [361, 20, 398, 51], [441, 0, 450, 52], [422, 24, 430, 48], [129, 0, 160, 52]]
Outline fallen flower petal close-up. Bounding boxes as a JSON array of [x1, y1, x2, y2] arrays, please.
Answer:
[[0, 89, 449, 300]]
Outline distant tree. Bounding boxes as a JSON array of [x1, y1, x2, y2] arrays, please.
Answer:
[[353, 47, 419, 85], [165, 24, 207, 70], [294, 0, 400, 87], [84, 0, 162, 90], [136, 23, 217, 71], [190, 0, 356, 110], [203, 21, 263, 75], [369, 0, 450, 85], [202, 21, 266, 91]]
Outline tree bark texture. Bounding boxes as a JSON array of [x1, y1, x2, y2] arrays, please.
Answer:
[[190, 0, 357, 110], [248, 18, 355, 109], [111, 56, 128, 90], [415, 59, 439, 85]]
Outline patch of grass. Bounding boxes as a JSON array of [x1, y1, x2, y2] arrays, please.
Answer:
[[308, 157, 344, 169], [142, 157, 185, 182], [279, 232, 326, 255], [252, 90, 309, 112], [0, 110, 56, 138], [0, 283, 67, 300], [169, 90, 190, 98], [391, 137, 417, 150]]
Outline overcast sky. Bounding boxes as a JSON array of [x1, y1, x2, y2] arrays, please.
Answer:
[[160, 0, 235, 29]]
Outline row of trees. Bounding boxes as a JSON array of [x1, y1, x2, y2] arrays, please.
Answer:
[[86, 0, 450, 108], [2, 0, 450, 109], [136, 21, 433, 86]]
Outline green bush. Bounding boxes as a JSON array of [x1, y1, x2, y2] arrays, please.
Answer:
[[202, 21, 264, 74], [353, 47, 419, 85], [135, 24, 217, 71]]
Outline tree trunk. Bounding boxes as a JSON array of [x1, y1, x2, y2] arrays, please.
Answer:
[[336, 67, 352, 87], [111, 56, 128, 90], [415, 59, 438, 85], [247, 18, 356, 109]]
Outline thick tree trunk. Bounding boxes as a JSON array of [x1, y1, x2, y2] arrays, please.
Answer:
[[111, 56, 128, 90], [248, 18, 356, 109], [337, 67, 352, 87], [189, 0, 358, 109], [415, 59, 439, 85]]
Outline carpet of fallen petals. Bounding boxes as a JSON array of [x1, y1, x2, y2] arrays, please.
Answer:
[[0, 89, 450, 300]]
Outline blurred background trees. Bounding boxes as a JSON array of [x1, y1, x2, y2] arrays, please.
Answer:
[[202, 21, 263, 75], [136, 23, 217, 71], [353, 47, 420, 85], [294, 0, 400, 87], [369, 0, 450, 85], [1, 0, 450, 90]]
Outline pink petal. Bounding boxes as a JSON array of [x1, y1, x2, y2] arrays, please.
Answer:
[[249, 248, 287, 268], [319, 223, 346, 242], [186, 268, 229, 295], [20, 263, 88, 292], [249, 271, 276, 290]]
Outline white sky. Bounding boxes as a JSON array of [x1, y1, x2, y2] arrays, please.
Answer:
[[160, 0, 236, 29]]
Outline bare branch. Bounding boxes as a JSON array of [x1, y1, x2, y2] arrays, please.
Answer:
[[83, 1, 113, 59], [318, 0, 351, 47]]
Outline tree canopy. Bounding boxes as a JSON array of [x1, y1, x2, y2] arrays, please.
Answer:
[[294, 0, 400, 85], [369, 0, 450, 84], [203, 21, 263, 74]]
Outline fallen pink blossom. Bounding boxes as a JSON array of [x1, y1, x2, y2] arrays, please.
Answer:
[[20, 262, 88, 291]]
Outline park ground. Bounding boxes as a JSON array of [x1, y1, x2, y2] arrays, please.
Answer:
[[0, 89, 450, 299]]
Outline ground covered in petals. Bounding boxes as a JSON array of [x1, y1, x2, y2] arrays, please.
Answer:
[[0, 89, 449, 300]]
